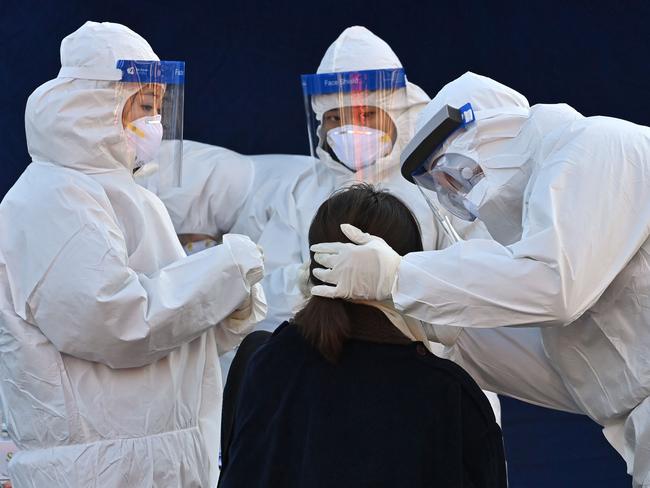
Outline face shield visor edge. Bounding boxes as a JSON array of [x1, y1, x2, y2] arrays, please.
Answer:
[[116, 60, 185, 190]]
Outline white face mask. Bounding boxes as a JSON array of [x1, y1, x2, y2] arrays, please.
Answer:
[[326, 124, 393, 171], [125, 115, 163, 169]]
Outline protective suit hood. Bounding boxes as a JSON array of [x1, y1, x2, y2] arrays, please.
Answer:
[[317, 25, 402, 73], [313, 26, 430, 181], [418, 72, 533, 244], [25, 21, 159, 175]]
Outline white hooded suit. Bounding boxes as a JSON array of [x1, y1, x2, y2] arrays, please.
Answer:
[[0, 21, 265, 487], [394, 72, 650, 487]]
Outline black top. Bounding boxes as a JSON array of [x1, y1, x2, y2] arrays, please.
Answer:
[[219, 321, 507, 488]]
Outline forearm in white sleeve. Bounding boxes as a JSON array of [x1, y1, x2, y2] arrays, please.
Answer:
[[394, 120, 650, 330], [30, 228, 262, 369], [215, 282, 267, 355], [443, 325, 582, 413]]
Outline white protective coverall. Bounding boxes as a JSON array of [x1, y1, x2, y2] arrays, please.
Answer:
[[137, 139, 256, 244], [386, 72, 650, 487], [0, 21, 265, 487], [232, 26, 454, 328]]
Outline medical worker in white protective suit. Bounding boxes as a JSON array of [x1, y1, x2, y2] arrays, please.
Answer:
[[0, 21, 266, 487], [311, 71, 650, 487], [232, 26, 485, 328]]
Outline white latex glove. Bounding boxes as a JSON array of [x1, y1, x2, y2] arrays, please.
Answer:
[[229, 294, 253, 321], [223, 234, 265, 288], [227, 282, 267, 322], [310, 223, 402, 301], [218, 283, 267, 355]]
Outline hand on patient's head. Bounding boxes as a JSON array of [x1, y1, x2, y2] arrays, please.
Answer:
[[306, 183, 421, 300]]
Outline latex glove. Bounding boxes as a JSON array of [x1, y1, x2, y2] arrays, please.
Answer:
[[223, 234, 265, 288], [219, 283, 267, 355], [228, 283, 267, 322], [310, 223, 401, 301], [229, 294, 252, 321]]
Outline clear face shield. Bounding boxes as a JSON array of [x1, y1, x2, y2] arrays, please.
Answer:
[[301, 68, 407, 174], [116, 60, 185, 188], [401, 103, 480, 242], [414, 152, 484, 221]]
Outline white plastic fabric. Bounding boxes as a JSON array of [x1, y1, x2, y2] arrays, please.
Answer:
[[0, 21, 265, 488], [394, 72, 650, 486], [136, 139, 255, 241]]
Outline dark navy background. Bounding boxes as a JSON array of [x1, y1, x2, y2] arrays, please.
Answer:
[[3, 0, 646, 485]]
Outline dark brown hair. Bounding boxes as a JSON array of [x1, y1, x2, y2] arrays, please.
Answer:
[[293, 183, 423, 363]]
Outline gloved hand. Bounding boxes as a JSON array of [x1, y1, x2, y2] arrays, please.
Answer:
[[228, 283, 267, 322], [310, 223, 402, 301], [229, 294, 252, 321], [222, 234, 265, 288]]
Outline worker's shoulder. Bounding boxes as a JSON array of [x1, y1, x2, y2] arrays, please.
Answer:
[[0, 164, 117, 257], [547, 113, 650, 150], [249, 153, 318, 194], [530, 103, 650, 144], [570, 116, 650, 144], [183, 140, 253, 166], [3, 162, 108, 209], [180, 140, 255, 188]]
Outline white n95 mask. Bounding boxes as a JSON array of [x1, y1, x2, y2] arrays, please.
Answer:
[[125, 115, 163, 169], [326, 124, 393, 171]]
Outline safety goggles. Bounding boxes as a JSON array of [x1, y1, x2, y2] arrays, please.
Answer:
[[401, 103, 482, 221]]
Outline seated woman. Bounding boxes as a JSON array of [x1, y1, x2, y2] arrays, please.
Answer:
[[218, 184, 506, 488]]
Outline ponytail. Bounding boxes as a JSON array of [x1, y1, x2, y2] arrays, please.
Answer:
[[293, 183, 423, 364], [294, 297, 351, 364]]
